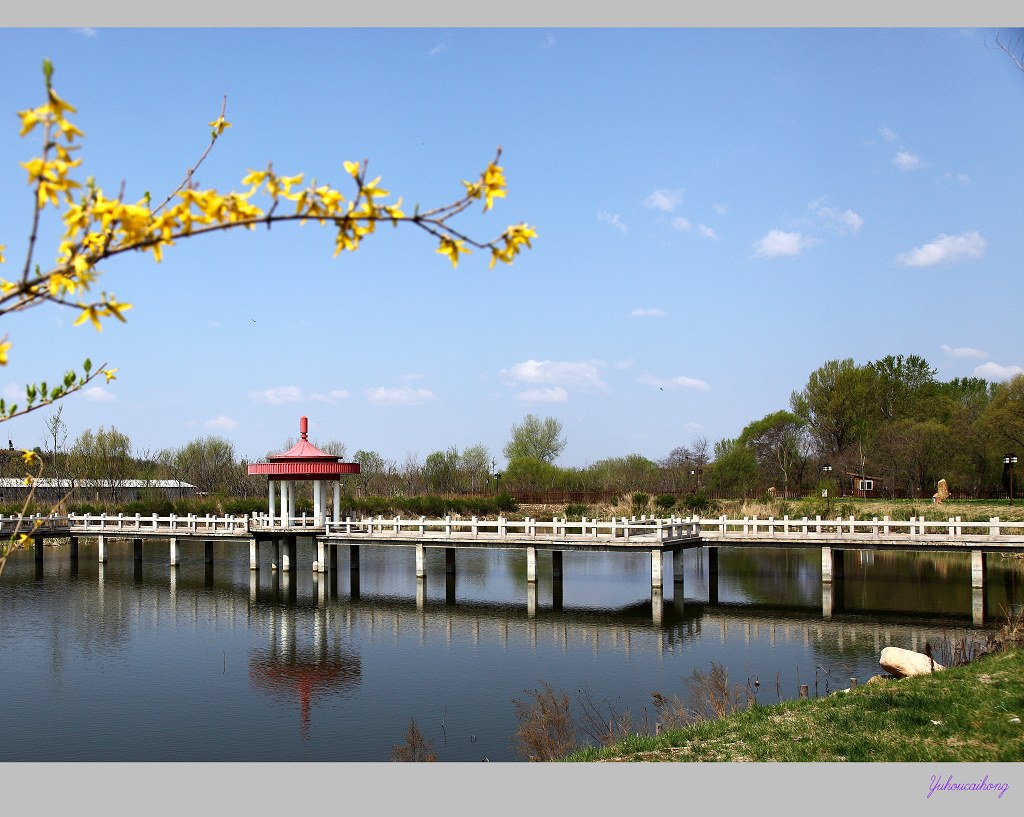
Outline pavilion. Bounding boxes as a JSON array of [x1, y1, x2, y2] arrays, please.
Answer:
[[247, 416, 360, 527]]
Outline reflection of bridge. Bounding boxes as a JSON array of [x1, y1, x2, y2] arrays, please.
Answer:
[[11, 511, 1023, 625], [43, 557, 972, 671]]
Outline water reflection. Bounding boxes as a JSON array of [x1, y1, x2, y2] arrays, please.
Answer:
[[248, 603, 361, 741], [0, 539, 1021, 761]]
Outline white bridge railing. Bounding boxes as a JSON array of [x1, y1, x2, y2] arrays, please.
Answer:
[[324, 515, 699, 542], [67, 513, 251, 535], [9, 511, 1024, 546], [695, 514, 1024, 542]]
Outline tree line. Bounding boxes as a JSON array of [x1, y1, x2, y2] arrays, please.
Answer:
[[10, 359, 1024, 509]]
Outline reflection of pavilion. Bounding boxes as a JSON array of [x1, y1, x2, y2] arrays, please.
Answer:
[[248, 605, 361, 741]]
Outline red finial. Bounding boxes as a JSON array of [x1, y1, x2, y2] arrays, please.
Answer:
[[300, 416, 308, 441]]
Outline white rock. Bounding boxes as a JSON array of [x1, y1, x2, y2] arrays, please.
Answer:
[[879, 646, 944, 678]]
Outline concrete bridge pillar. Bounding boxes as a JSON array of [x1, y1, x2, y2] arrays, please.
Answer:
[[527, 581, 537, 618], [526, 546, 537, 583], [316, 539, 328, 572], [651, 549, 663, 590], [652, 585, 663, 626], [416, 543, 426, 578], [249, 538, 259, 570], [822, 547, 844, 582], [350, 544, 360, 572], [552, 550, 563, 579], [70, 536, 79, 561], [169, 537, 179, 566], [204, 541, 214, 565], [445, 548, 456, 575], [97, 535, 107, 563], [34, 536, 44, 563], [133, 538, 143, 562], [971, 550, 987, 589], [416, 576, 426, 610]]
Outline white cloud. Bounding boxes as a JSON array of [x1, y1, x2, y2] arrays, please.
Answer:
[[712, 203, 729, 216], [893, 150, 924, 171], [428, 42, 447, 57], [897, 231, 986, 267], [310, 389, 350, 403], [941, 343, 987, 360], [630, 308, 666, 318], [515, 387, 569, 403], [639, 374, 711, 392], [643, 188, 684, 212], [597, 210, 628, 233], [698, 224, 718, 240], [754, 229, 811, 258], [83, 387, 116, 402], [366, 386, 434, 405], [249, 385, 303, 404], [975, 362, 1023, 381], [670, 216, 691, 231], [879, 126, 898, 142], [76, 28, 98, 38], [502, 359, 607, 388], [815, 204, 863, 234], [940, 172, 971, 185], [206, 415, 238, 430], [542, 33, 556, 47]]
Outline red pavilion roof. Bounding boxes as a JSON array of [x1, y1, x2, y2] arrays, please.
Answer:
[[247, 416, 360, 478]]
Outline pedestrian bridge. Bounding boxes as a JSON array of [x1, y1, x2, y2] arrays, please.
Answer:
[[7, 511, 1023, 620]]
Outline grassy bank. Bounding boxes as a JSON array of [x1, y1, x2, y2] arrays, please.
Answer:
[[564, 648, 1024, 762]]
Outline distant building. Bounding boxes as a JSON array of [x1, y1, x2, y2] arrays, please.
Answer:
[[0, 478, 199, 505], [846, 472, 883, 499]]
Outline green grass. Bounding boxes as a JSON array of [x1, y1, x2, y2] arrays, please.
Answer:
[[563, 649, 1024, 762]]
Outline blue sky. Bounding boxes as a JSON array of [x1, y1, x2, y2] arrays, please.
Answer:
[[1, 27, 1022, 467]]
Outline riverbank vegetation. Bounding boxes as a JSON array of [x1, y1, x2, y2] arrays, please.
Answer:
[[510, 611, 1024, 762]]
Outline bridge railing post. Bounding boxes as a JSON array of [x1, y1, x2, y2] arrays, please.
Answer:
[[991, 517, 1001, 539]]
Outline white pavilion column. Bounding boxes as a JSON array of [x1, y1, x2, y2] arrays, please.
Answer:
[[288, 482, 296, 523], [268, 479, 276, 525], [333, 482, 341, 524], [280, 480, 290, 526], [313, 479, 322, 526]]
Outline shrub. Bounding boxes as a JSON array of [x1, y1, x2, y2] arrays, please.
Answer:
[[564, 503, 588, 519], [654, 494, 676, 512], [512, 682, 576, 762], [678, 490, 719, 516], [631, 492, 650, 513]]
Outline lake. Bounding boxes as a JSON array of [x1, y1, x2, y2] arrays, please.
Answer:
[[1, 538, 1020, 762]]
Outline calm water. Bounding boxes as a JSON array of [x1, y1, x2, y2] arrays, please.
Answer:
[[1, 539, 1020, 762]]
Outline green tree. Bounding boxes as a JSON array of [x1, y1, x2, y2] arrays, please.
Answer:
[[159, 435, 238, 496], [738, 410, 807, 499], [503, 457, 565, 493], [69, 426, 133, 501], [707, 438, 757, 497], [790, 358, 876, 457], [503, 414, 566, 464]]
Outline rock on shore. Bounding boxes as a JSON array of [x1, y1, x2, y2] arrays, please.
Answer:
[[880, 646, 944, 678]]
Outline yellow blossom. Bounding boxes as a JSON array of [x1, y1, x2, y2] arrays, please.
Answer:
[[437, 236, 470, 268], [103, 368, 118, 382], [21, 449, 38, 466], [0, 340, 10, 365], [208, 115, 231, 136]]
